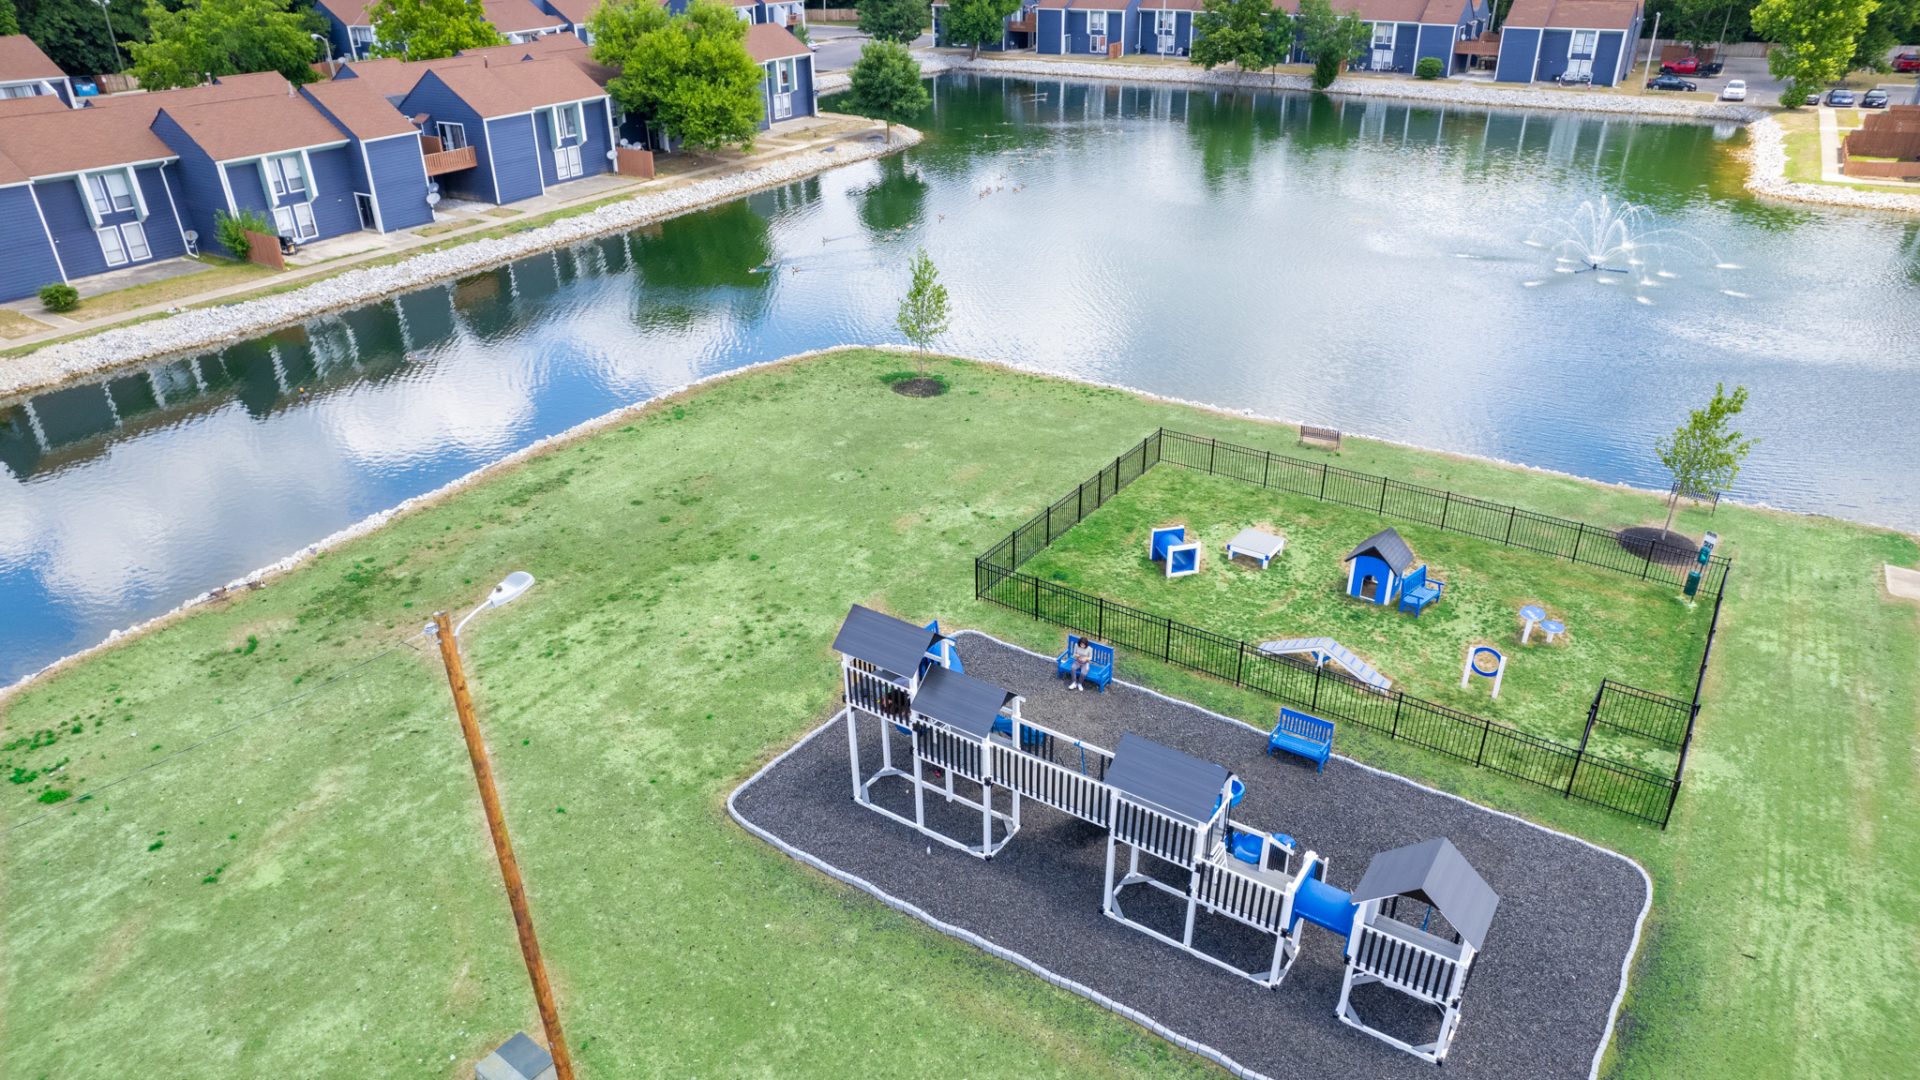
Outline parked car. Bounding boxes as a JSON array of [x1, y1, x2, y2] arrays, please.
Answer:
[[1806, 92, 1822, 105], [1661, 56, 1699, 75], [1894, 53, 1920, 73], [1827, 89, 1856, 107], [1720, 79, 1747, 101], [1862, 89, 1889, 109], [1647, 74, 1698, 92], [1695, 61, 1724, 77]]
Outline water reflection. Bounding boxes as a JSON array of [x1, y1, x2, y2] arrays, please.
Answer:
[[3, 73, 1917, 682]]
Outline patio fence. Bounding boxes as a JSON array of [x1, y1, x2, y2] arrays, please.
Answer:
[[973, 428, 1728, 828]]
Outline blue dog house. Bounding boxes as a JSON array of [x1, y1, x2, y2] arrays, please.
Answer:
[[1344, 528, 1417, 605]]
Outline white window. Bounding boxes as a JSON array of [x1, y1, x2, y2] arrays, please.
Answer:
[[1372, 24, 1395, 48], [97, 226, 128, 266], [266, 155, 306, 198], [1, 84, 38, 99], [775, 58, 795, 95], [555, 143, 583, 180], [273, 202, 318, 240], [121, 221, 151, 261], [87, 171, 135, 215], [1571, 30, 1597, 57], [435, 122, 468, 151], [1086, 11, 1106, 50], [555, 104, 580, 141]]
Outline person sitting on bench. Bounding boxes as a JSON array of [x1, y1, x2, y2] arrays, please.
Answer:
[[1068, 636, 1096, 691]]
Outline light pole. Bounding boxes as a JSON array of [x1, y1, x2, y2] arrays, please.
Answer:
[[425, 572, 576, 1080], [97, 0, 126, 73], [311, 33, 338, 78]]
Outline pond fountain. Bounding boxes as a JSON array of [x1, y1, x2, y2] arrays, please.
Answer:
[[1523, 195, 1736, 303]]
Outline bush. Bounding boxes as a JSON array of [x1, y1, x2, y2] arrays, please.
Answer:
[[38, 284, 78, 312], [1312, 52, 1342, 89], [1415, 56, 1443, 80], [215, 209, 274, 259]]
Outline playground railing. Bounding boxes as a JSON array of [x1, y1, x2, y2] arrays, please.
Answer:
[[1198, 859, 1294, 935], [991, 737, 1113, 826]]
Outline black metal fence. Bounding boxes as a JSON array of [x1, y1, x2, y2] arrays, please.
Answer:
[[1155, 429, 1731, 600], [973, 428, 1729, 828]]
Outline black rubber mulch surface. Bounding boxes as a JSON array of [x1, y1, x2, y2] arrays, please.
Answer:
[[733, 633, 1647, 1080]]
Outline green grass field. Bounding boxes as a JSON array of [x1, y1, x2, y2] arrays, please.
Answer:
[[1019, 464, 1713, 749], [2, 349, 1914, 1078]]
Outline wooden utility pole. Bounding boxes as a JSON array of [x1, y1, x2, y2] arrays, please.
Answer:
[[432, 611, 576, 1080]]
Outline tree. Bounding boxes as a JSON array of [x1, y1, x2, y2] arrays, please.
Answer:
[[20, 0, 150, 74], [0, 0, 19, 36], [896, 247, 949, 368], [1753, 0, 1877, 106], [1189, 0, 1277, 74], [1297, 0, 1368, 89], [127, 0, 325, 90], [846, 38, 928, 139], [368, 0, 502, 60], [1853, 0, 1919, 70], [858, 0, 928, 44], [591, 0, 763, 152], [1655, 383, 1755, 536], [945, 0, 1016, 59]]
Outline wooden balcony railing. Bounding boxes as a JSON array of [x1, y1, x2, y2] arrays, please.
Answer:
[[1008, 16, 1036, 32], [423, 145, 477, 177]]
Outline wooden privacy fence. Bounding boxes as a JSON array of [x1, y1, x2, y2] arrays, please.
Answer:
[[243, 230, 285, 271]]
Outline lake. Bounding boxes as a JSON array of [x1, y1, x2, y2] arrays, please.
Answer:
[[3, 73, 1917, 683]]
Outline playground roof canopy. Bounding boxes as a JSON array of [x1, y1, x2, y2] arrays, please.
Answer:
[[1344, 528, 1417, 576], [1105, 733, 1230, 824], [832, 604, 941, 679], [912, 665, 1014, 740], [1352, 837, 1500, 950]]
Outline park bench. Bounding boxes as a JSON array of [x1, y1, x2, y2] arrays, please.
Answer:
[[1397, 565, 1446, 617], [1266, 707, 1334, 772], [1300, 424, 1341, 450], [1055, 634, 1114, 691]]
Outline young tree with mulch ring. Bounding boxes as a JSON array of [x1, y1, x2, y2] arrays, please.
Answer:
[[895, 247, 950, 389], [1656, 382, 1755, 539]]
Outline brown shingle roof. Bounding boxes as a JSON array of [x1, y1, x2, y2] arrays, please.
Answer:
[[315, 0, 377, 24], [1136, 0, 1206, 11], [0, 35, 65, 83], [0, 95, 71, 117], [338, 56, 484, 98], [483, 0, 568, 33], [84, 72, 293, 121], [0, 148, 27, 185], [159, 94, 350, 161], [1418, 0, 1469, 21], [0, 105, 176, 177], [745, 23, 809, 64], [1503, 0, 1638, 30], [541, 0, 604, 21], [423, 57, 606, 117], [1342, 0, 1430, 21], [300, 77, 419, 140]]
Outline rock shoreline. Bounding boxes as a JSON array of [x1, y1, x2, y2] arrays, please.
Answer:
[[1740, 115, 1920, 214], [0, 127, 924, 400]]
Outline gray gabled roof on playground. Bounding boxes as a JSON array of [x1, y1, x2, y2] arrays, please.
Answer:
[[1351, 837, 1500, 950], [1105, 732, 1230, 824], [912, 664, 1013, 740], [832, 604, 940, 679], [1344, 528, 1417, 576]]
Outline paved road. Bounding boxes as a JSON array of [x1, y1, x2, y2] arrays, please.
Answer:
[[808, 24, 934, 72]]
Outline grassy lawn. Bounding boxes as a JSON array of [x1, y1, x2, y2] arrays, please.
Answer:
[[0, 307, 53, 338], [65, 258, 279, 322], [1019, 464, 1712, 749], [1, 349, 1914, 1079]]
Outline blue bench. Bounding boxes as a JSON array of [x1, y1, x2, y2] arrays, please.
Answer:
[[1055, 635, 1114, 692], [1397, 565, 1446, 617], [1267, 708, 1334, 772]]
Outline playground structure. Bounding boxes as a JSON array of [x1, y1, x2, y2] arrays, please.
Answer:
[[1150, 525, 1202, 578], [1343, 528, 1446, 616], [1257, 637, 1392, 693], [1225, 527, 1286, 570], [1461, 645, 1507, 699], [834, 604, 1500, 1064]]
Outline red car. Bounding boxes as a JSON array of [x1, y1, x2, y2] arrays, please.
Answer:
[[1661, 56, 1700, 75], [1895, 53, 1920, 73]]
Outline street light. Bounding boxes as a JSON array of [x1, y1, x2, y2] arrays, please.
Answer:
[[97, 0, 126, 73], [310, 33, 338, 79], [425, 573, 575, 1080]]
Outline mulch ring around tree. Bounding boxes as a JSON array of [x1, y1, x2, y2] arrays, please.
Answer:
[[889, 377, 947, 397], [1615, 526, 1699, 565]]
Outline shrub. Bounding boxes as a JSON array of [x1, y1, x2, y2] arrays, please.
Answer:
[[1416, 56, 1443, 80], [1312, 52, 1342, 89], [38, 284, 78, 312], [215, 209, 274, 259]]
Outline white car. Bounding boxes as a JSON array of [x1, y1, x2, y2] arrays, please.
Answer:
[[1720, 80, 1747, 101]]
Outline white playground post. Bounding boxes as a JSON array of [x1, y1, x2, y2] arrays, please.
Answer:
[[1460, 645, 1505, 699]]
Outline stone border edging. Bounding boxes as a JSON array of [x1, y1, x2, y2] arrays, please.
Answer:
[[726, 628, 1656, 1080], [1741, 114, 1920, 214], [0, 127, 923, 400]]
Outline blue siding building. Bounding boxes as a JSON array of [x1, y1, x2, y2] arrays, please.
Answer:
[[0, 180, 65, 299], [744, 23, 817, 128], [0, 35, 75, 107], [315, 0, 382, 62], [398, 58, 613, 205], [301, 78, 436, 232], [1134, 0, 1198, 57], [1494, 0, 1643, 87], [1037, 0, 1141, 57], [152, 93, 365, 246]]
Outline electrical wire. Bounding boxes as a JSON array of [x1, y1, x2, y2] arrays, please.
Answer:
[[6, 631, 426, 835]]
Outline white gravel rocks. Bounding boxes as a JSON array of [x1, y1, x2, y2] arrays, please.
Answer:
[[1741, 114, 1920, 214]]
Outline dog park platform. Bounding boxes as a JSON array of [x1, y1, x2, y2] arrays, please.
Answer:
[[731, 630, 1648, 1080]]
